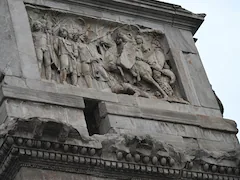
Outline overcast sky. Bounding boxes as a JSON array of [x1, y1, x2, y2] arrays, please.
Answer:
[[162, 0, 240, 137]]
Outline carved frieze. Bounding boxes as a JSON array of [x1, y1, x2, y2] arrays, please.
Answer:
[[26, 6, 186, 103]]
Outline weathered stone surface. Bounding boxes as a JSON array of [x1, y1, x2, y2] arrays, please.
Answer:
[[183, 52, 220, 109], [164, 24, 198, 54], [8, 0, 40, 79], [99, 113, 238, 143], [0, 85, 85, 109], [24, 0, 204, 34], [26, 5, 181, 101], [170, 48, 201, 106], [0, 0, 238, 179], [98, 102, 237, 133], [15, 168, 113, 180], [0, 0, 21, 77], [136, 96, 222, 117], [1, 99, 88, 136], [4, 76, 222, 117]]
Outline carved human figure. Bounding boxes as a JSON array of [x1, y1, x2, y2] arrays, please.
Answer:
[[78, 36, 96, 88], [69, 33, 80, 86], [129, 35, 168, 98], [98, 32, 125, 80], [32, 21, 52, 80], [149, 41, 176, 96], [54, 27, 74, 84], [90, 42, 109, 83], [153, 63, 176, 96], [135, 35, 176, 97], [132, 59, 168, 98], [116, 31, 136, 72]]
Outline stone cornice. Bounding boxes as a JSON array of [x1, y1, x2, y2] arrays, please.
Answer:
[[24, 0, 205, 34], [0, 135, 239, 180]]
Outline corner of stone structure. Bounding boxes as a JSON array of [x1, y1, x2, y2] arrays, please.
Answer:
[[0, 0, 239, 179]]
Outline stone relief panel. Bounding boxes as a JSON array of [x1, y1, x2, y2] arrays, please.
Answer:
[[27, 6, 186, 103]]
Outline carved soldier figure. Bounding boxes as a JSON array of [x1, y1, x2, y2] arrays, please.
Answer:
[[130, 35, 168, 98], [116, 31, 136, 70], [32, 21, 52, 80], [69, 32, 79, 86], [153, 63, 176, 97], [90, 42, 109, 83], [134, 35, 176, 97], [99, 32, 125, 81], [78, 36, 94, 88], [54, 27, 74, 84]]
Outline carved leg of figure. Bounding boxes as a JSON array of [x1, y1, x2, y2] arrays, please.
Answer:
[[71, 72, 78, 86], [77, 62, 81, 77], [117, 66, 125, 78], [130, 66, 141, 82], [45, 65, 52, 80], [36, 48, 43, 76], [71, 58, 78, 86], [98, 66, 109, 82], [43, 51, 52, 80], [143, 74, 168, 98], [60, 69, 67, 84], [161, 69, 176, 84], [85, 75, 93, 88], [60, 55, 69, 84], [82, 62, 93, 88]]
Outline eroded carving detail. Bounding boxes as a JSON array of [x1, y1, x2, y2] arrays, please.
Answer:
[[27, 7, 185, 102]]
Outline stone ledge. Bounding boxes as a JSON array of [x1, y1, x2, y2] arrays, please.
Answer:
[[99, 102, 238, 134], [3, 76, 222, 117], [24, 0, 204, 34], [0, 85, 85, 109]]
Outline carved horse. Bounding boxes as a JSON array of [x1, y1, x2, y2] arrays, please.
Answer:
[[132, 59, 168, 98]]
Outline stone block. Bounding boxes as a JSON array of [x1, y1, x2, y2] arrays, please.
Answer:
[[8, 0, 40, 79], [0, 84, 85, 109], [136, 97, 222, 117], [56, 83, 118, 103], [15, 168, 111, 180], [164, 24, 198, 53], [170, 48, 201, 106], [198, 138, 239, 153], [0, 0, 21, 77], [98, 102, 237, 134], [98, 102, 141, 119], [3, 99, 88, 135], [117, 94, 138, 107], [183, 53, 220, 109]]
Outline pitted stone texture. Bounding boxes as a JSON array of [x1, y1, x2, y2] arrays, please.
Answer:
[[3, 99, 88, 135], [15, 168, 114, 180], [99, 114, 238, 145]]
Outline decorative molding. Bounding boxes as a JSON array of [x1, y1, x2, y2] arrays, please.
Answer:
[[24, 0, 205, 35], [0, 135, 239, 180]]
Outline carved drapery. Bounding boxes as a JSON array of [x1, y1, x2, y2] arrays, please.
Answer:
[[27, 6, 186, 103]]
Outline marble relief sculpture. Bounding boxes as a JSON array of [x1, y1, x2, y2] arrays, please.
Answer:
[[27, 8, 185, 103]]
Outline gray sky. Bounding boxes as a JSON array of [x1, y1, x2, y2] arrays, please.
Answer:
[[162, 0, 240, 137]]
